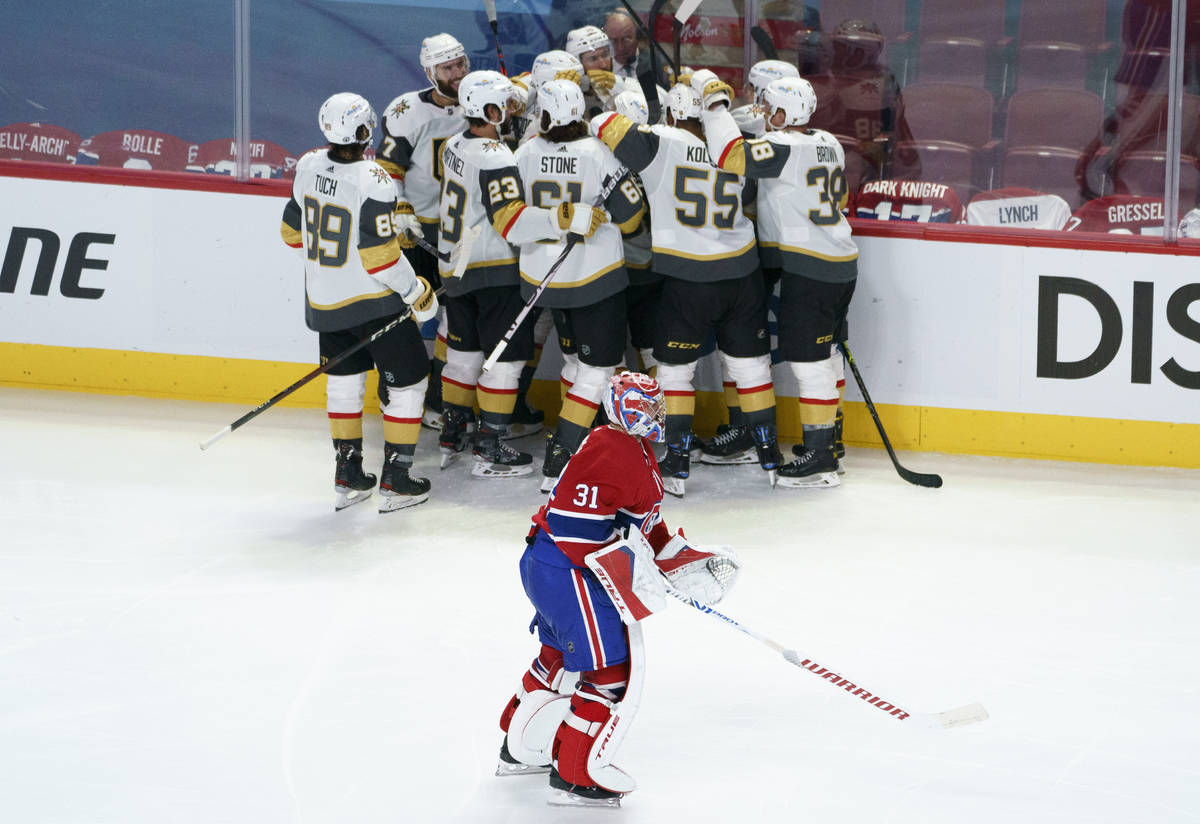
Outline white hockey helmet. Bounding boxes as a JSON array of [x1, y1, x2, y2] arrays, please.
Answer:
[[665, 83, 701, 122], [537, 78, 586, 128], [459, 70, 516, 124], [420, 33, 468, 78], [747, 59, 801, 102], [318, 92, 377, 145], [762, 76, 817, 128], [612, 89, 650, 125], [565, 25, 611, 59], [530, 50, 584, 89], [603, 371, 665, 442]]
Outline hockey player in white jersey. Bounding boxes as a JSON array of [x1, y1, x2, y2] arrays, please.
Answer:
[[731, 59, 800, 138], [514, 79, 645, 490], [376, 33, 469, 430], [281, 92, 438, 511], [591, 83, 785, 496], [437, 70, 609, 477], [512, 50, 586, 145], [565, 25, 634, 118], [692, 71, 859, 488]]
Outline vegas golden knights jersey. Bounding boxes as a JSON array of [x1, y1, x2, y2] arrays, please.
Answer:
[[592, 113, 759, 282], [281, 149, 413, 331], [513, 134, 644, 308], [376, 89, 466, 225]]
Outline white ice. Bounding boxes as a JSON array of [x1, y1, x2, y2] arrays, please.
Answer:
[[2, 388, 1198, 824]]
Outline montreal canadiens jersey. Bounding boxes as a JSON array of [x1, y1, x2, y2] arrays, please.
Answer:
[[854, 180, 964, 223], [376, 89, 465, 223], [514, 135, 643, 307], [281, 149, 412, 331], [531, 425, 671, 569], [1066, 195, 1168, 235], [192, 138, 297, 179], [76, 129, 195, 171], [592, 113, 758, 281], [966, 187, 1071, 230], [0, 122, 81, 163]]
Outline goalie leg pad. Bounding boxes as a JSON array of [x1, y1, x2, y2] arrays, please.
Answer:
[[552, 658, 637, 794]]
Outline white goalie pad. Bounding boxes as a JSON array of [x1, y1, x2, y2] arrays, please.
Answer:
[[585, 529, 667, 625], [585, 622, 644, 793], [505, 688, 571, 768], [655, 531, 741, 605]]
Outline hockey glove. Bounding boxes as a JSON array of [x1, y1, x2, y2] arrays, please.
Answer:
[[586, 69, 618, 101], [690, 69, 732, 110], [509, 73, 531, 117], [655, 530, 741, 605], [401, 275, 438, 324], [393, 201, 421, 249], [556, 202, 609, 239], [554, 68, 583, 87]]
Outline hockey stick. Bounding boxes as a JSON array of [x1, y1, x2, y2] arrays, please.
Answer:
[[480, 169, 627, 373], [666, 586, 987, 730], [839, 342, 944, 488], [406, 230, 449, 263], [482, 0, 508, 76], [199, 287, 446, 451], [749, 25, 778, 60]]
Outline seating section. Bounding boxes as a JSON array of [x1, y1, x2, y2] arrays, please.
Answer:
[[1000, 147, 1089, 211], [1112, 151, 1200, 206]]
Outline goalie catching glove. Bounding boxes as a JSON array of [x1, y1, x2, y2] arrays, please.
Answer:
[[689, 69, 733, 110], [556, 201, 609, 239], [655, 530, 740, 605], [400, 275, 438, 324]]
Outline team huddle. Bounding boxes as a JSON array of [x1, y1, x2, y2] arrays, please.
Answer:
[[279, 23, 860, 806]]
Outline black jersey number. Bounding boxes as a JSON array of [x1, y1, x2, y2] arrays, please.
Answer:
[[442, 180, 467, 243], [806, 166, 848, 226], [303, 196, 351, 267], [674, 167, 740, 229]]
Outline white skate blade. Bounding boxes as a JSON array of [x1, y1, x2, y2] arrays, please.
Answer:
[[495, 760, 550, 777], [836, 458, 846, 475], [548, 788, 622, 809], [503, 421, 543, 440], [421, 408, 443, 430], [334, 487, 373, 511], [662, 475, 685, 498], [776, 470, 840, 489], [378, 491, 430, 513], [539, 475, 557, 493], [471, 461, 534, 478], [439, 449, 463, 470], [698, 449, 756, 465], [766, 468, 777, 488]]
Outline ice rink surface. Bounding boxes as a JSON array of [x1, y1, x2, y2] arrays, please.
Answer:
[[2, 388, 1198, 824]]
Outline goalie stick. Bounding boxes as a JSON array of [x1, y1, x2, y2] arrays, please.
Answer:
[[666, 585, 987, 730], [839, 342, 944, 488]]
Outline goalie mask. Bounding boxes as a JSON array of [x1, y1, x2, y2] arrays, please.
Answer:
[[665, 83, 701, 123], [318, 92, 377, 145], [537, 78, 586, 128], [762, 77, 817, 128], [747, 59, 801, 104], [603, 371, 665, 443], [459, 70, 516, 125]]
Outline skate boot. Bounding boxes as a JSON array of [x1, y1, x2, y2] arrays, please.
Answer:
[[438, 405, 473, 469], [379, 444, 431, 512], [333, 438, 376, 511], [779, 426, 840, 488], [698, 423, 756, 465], [495, 738, 551, 778], [794, 409, 846, 474], [472, 423, 534, 478], [504, 397, 545, 440], [539, 434, 573, 493], [548, 766, 625, 809], [751, 425, 784, 487], [658, 433, 694, 498]]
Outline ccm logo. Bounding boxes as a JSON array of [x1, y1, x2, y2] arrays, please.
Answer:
[[1037, 276, 1200, 389], [1, 227, 114, 300], [666, 341, 701, 349]]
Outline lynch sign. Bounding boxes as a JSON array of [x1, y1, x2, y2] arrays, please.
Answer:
[[1037, 275, 1200, 389]]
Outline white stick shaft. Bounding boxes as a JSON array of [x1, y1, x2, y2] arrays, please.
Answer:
[[675, 0, 703, 23], [199, 425, 232, 451], [483, 0, 497, 24]]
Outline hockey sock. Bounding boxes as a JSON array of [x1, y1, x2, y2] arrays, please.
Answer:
[[723, 381, 744, 427], [477, 359, 522, 431], [326, 372, 368, 440]]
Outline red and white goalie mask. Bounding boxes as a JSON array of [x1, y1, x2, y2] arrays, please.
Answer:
[[603, 371, 665, 443]]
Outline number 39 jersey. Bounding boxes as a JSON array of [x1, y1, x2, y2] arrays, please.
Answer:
[[280, 149, 411, 332], [591, 114, 759, 283]]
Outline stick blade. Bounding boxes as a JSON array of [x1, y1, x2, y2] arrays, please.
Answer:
[[450, 224, 481, 280], [899, 468, 944, 488]]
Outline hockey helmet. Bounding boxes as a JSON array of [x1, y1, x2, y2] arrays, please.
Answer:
[[420, 33, 468, 75], [318, 92, 377, 145], [603, 371, 665, 442], [665, 83, 702, 122], [565, 25, 612, 60], [537, 78, 586, 128], [459, 70, 516, 124], [747, 59, 801, 103], [612, 89, 650, 125], [762, 77, 817, 128], [831, 18, 884, 72], [530, 50, 585, 89]]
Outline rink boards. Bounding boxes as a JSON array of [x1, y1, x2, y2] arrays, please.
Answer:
[[1, 169, 1198, 467]]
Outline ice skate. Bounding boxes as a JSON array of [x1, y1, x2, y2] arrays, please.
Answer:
[[781, 425, 839, 488], [421, 407, 443, 430], [751, 425, 783, 488], [333, 439, 376, 511], [539, 434, 573, 493], [472, 424, 534, 478], [438, 405, 473, 469], [378, 446, 431, 512], [834, 407, 846, 474], [504, 397, 545, 440], [547, 766, 626, 808], [495, 739, 551, 777], [658, 434, 693, 498], [698, 423, 756, 465]]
